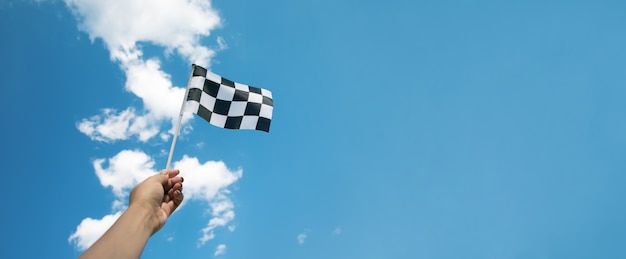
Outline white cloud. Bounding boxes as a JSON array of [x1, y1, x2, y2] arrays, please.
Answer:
[[174, 156, 243, 202], [77, 108, 138, 142], [75, 60, 189, 143], [68, 211, 123, 251], [214, 244, 227, 257], [333, 227, 342, 235], [64, 0, 220, 65], [297, 232, 307, 245], [172, 156, 242, 246], [122, 58, 184, 120], [66, 0, 221, 142], [93, 149, 155, 198]]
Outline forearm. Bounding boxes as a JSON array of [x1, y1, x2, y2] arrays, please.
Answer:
[[79, 205, 156, 259]]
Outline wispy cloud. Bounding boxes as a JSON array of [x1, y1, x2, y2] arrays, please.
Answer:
[[333, 227, 342, 235], [214, 244, 227, 257], [297, 232, 308, 245], [173, 156, 242, 247]]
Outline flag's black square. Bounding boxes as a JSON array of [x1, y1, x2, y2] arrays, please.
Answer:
[[187, 88, 202, 102], [203, 79, 220, 97], [225, 116, 243, 129], [256, 117, 271, 132], [197, 105, 212, 124], [233, 89, 249, 101], [193, 65, 207, 77], [213, 99, 232, 115], [262, 96, 273, 106], [244, 102, 261, 116], [249, 86, 262, 94], [221, 77, 235, 87]]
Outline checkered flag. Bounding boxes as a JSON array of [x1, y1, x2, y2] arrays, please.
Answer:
[[183, 65, 274, 132]]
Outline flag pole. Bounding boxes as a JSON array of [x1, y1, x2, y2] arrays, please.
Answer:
[[166, 64, 196, 169]]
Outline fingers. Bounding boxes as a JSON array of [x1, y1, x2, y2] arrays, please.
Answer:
[[165, 190, 184, 215], [158, 169, 184, 216], [162, 185, 184, 216], [157, 169, 183, 190]]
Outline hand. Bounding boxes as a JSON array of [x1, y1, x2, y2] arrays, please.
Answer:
[[79, 169, 185, 259], [129, 169, 184, 235]]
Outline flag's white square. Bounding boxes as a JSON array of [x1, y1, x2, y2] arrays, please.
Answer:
[[248, 92, 263, 103], [260, 104, 273, 119], [199, 93, 216, 111], [217, 85, 235, 101], [210, 113, 227, 128], [261, 89, 272, 98], [234, 82, 249, 91], [240, 116, 259, 130], [205, 70, 221, 84], [189, 77, 205, 89], [228, 101, 247, 116]]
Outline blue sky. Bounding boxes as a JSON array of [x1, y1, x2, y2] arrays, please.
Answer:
[[2, 0, 626, 258]]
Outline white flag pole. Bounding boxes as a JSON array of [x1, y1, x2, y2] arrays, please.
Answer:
[[166, 64, 196, 170]]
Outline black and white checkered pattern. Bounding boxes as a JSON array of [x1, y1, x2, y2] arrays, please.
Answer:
[[183, 65, 273, 132]]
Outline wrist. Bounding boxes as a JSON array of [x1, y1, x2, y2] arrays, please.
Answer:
[[126, 202, 161, 236]]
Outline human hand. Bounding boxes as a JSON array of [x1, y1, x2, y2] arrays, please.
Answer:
[[129, 169, 184, 235]]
